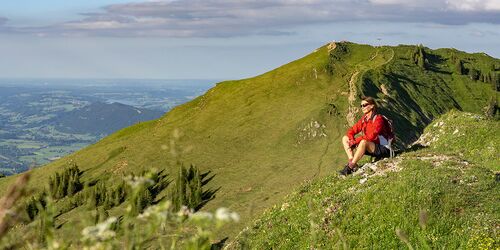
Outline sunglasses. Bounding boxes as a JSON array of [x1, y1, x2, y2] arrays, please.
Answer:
[[360, 103, 371, 108]]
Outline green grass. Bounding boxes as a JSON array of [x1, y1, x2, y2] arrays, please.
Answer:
[[414, 110, 499, 171], [0, 42, 498, 244], [232, 111, 499, 249]]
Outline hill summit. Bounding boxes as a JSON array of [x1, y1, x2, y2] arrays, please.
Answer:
[[0, 41, 498, 244]]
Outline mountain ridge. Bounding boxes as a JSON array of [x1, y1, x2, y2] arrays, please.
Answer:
[[0, 41, 498, 242]]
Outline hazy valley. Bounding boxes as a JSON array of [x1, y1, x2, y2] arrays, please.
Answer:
[[0, 79, 214, 175]]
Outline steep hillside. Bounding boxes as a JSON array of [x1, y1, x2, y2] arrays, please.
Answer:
[[0, 42, 498, 241], [230, 111, 499, 249]]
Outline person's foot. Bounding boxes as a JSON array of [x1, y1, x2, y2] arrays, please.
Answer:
[[339, 162, 360, 176], [339, 164, 354, 176], [349, 162, 359, 171]]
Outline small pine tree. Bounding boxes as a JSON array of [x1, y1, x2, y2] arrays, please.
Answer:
[[139, 188, 153, 212], [484, 72, 491, 83], [191, 167, 202, 208], [469, 68, 480, 81], [67, 176, 76, 197], [56, 174, 66, 199], [491, 73, 500, 91], [412, 46, 419, 64], [112, 182, 126, 206], [48, 163, 82, 199], [173, 165, 187, 210], [62, 172, 70, 195], [96, 207, 109, 224], [413, 45, 426, 69], [88, 187, 98, 208], [171, 164, 203, 211], [25, 194, 46, 221], [127, 186, 152, 216], [70, 169, 82, 194], [417, 56, 425, 69], [454, 59, 464, 74], [485, 97, 498, 119], [48, 176, 56, 197]]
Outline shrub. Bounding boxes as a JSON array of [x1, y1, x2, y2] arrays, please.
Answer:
[[171, 164, 203, 211], [48, 162, 82, 199]]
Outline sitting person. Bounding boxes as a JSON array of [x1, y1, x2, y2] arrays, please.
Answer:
[[340, 96, 392, 176]]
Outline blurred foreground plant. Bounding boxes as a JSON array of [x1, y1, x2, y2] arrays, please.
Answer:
[[79, 170, 239, 250], [0, 173, 30, 239], [0, 170, 238, 249]]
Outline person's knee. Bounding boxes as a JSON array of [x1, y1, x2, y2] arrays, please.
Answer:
[[359, 139, 368, 145], [342, 135, 349, 143]]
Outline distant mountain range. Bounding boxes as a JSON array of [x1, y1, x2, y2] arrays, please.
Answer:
[[49, 102, 163, 135]]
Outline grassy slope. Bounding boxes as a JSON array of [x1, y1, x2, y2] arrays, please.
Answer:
[[0, 42, 498, 240], [232, 111, 499, 249]]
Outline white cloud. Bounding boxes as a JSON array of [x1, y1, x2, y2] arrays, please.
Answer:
[[370, 0, 500, 11], [369, 0, 442, 7], [446, 0, 500, 11], [3, 0, 500, 37]]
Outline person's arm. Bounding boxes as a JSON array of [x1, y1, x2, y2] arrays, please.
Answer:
[[354, 115, 383, 144], [346, 118, 363, 146]]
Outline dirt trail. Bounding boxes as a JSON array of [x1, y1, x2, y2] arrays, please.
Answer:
[[346, 71, 360, 126], [345, 47, 394, 126]]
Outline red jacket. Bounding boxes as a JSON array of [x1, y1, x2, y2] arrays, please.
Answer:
[[347, 113, 384, 145]]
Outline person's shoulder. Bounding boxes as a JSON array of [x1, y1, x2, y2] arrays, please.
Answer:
[[374, 114, 385, 122]]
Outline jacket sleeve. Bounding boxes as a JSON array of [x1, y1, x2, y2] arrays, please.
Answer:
[[354, 115, 383, 144], [346, 118, 363, 141]]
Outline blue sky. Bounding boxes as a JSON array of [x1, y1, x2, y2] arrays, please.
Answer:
[[0, 0, 499, 80]]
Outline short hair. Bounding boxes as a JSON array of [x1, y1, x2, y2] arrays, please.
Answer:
[[361, 96, 377, 110]]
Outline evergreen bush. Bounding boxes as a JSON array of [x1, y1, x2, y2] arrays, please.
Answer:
[[48, 163, 82, 199], [171, 164, 203, 211]]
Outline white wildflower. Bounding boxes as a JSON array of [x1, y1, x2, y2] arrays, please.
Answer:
[[189, 211, 214, 222], [177, 206, 193, 218], [82, 217, 117, 242], [124, 175, 154, 188], [215, 207, 239, 222], [230, 212, 240, 222], [137, 201, 172, 220], [281, 202, 290, 211], [51, 240, 61, 249], [215, 208, 230, 221]]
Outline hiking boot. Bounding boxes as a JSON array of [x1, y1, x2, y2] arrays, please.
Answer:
[[350, 162, 359, 172], [339, 164, 354, 176]]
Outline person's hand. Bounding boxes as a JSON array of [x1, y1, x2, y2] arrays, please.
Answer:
[[348, 139, 356, 148]]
